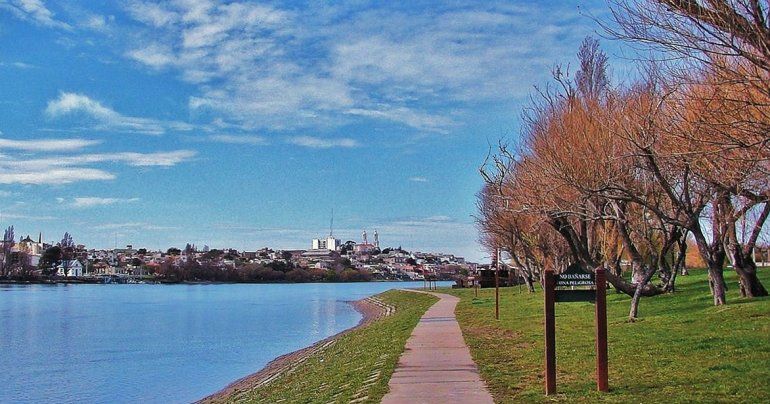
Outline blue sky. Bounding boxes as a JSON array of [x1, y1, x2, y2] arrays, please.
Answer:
[[0, 0, 628, 262]]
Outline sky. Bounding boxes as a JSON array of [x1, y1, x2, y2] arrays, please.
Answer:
[[0, 0, 630, 263]]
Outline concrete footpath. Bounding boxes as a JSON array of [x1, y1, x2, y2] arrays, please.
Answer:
[[381, 290, 495, 404]]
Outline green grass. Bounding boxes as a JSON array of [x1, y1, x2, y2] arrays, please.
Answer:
[[225, 290, 437, 403], [445, 269, 770, 403]]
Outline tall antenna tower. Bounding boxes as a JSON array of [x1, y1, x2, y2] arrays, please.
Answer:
[[329, 208, 334, 237]]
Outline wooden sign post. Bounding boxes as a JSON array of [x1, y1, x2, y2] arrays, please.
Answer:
[[595, 268, 609, 392], [495, 266, 500, 320], [493, 248, 500, 320], [543, 264, 608, 395], [544, 268, 556, 395]]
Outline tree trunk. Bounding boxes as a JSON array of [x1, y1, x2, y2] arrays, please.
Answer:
[[522, 272, 535, 293], [629, 265, 657, 320], [605, 270, 665, 297], [664, 240, 686, 292], [666, 267, 679, 293], [726, 243, 769, 298], [707, 263, 727, 305], [734, 259, 768, 297], [692, 226, 728, 305]]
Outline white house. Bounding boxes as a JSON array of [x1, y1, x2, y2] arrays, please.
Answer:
[[57, 260, 84, 277]]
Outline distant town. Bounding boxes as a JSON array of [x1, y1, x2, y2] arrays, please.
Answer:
[[0, 226, 479, 283]]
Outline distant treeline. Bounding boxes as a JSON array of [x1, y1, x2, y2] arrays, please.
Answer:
[[156, 261, 373, 283]]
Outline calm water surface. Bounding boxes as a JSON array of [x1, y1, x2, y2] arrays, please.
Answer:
[[0, 281, 450, 403]]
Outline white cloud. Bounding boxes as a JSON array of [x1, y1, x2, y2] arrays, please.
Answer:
[[125, 1, 178, 27], [45, 92, 193, 135], [409, 176, 429, 183], [0, 0, 71, 29], [346, 107, 454, 133], [81, 14, 112, 31], [0, 168, 115, 185], [121, 2, 594, 135], [208, 134, 268, 145], [104, 150, 198, 167], [0, 149, 197, 185], [127, 44, 175, 69], [0, 137, 100, 152], [3, 150, 198, 169], [0, 211, 57, 220], [286, 136, 358, 149], [71, 197, 139, 208], [11, 61, 34, 68], [45, 92, 113, 119], [0, 61, 35, 69]]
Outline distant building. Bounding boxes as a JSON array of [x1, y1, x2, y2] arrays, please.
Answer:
[[311, 236, 340, 251], [354, 243, 376, 254], [355, 230, 379, 254], [18, 234, 44, 256], [56, 260, 84, 277]]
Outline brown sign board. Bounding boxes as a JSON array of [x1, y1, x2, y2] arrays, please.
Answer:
[[555, 263, 596, 287], [555, 289, 595, 303], [554, 263, 596, 302]]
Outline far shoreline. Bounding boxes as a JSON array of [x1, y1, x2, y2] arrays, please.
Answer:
[[0, 278, 449, 285]]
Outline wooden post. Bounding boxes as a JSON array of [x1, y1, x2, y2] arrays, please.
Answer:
[[494, 248, 500, 320], [595, 267, 609, 392], [495, 267, 500, 320], [544, 268, 556, 395]]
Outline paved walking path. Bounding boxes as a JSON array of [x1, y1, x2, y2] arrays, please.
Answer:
[[381, 290, 494, 404]]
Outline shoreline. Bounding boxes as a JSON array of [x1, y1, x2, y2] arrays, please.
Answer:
[[0, 278, 445, 285], [197, 295, 394, 403]]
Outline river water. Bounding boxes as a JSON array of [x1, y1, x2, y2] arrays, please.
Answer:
[[0, 281, 450, 403]]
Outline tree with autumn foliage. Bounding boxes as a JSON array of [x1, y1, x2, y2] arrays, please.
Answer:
[[479, 33, 767, 318]]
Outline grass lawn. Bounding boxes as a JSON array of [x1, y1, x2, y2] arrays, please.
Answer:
[[445, 268, 770, 403], [229, 289, 437, 403]]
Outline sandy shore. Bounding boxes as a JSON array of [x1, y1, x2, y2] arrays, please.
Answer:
[[198, 296, 394, 403]]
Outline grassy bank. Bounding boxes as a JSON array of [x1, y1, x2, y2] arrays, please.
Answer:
[[221, 290, 437, 403], [446, 269, 770, 403]]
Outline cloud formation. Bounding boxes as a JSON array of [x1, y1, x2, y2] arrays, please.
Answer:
[[286, 136, 358, 149], [0, 0, 71, 29], [0, 150, 197, 184], [0, 137, 100, 151], [0, 168, 115, 185], [0, 61, 35, 69], [71, 197, 140, 208], [123, 2, 594, 134], [46, 92, 193, 135], [208, 134, 268, 145]]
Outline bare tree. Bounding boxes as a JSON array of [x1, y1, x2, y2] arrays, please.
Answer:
[[1, 225, 14, 277], [607, 1, 770, 84], [58, 232, 75, 276]]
